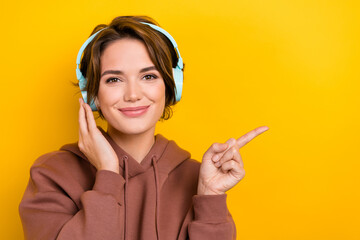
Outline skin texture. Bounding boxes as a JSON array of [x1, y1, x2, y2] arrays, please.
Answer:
[[78, 38, 269, 195]]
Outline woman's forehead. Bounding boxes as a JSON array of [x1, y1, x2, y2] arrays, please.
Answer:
[[100, 38, 155, 73]]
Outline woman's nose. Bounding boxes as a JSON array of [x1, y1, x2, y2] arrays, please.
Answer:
[[124, 80, 142, 102]]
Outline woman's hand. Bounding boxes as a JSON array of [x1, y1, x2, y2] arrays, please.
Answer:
[[78, 98, 120, 174], [197, 126, 269, 195]]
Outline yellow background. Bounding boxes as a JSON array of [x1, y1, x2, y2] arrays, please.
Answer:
[[1, 0, 359, 239]]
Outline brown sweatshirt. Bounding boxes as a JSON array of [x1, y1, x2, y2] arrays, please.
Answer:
[[19, 127, 237, 240]]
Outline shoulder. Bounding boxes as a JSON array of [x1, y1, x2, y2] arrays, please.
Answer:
[[32, 149, 87, 172], [178, 158, 201, 170], [29, 148, 95, 190], [33, 150, 77, 167], [168, 158, 201, 183], [163, 158, 201, 199]]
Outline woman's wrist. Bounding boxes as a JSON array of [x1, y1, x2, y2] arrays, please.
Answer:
[[98, 165, 120, 174], [197, 182, 225, 195]]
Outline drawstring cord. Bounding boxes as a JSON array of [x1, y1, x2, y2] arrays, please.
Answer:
[[123, 154, 160, 240], [152, 155, 160, 240], [123, 155, 129, 240]]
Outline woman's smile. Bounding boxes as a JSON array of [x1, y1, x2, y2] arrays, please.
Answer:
[[118, 105, 150, 117]]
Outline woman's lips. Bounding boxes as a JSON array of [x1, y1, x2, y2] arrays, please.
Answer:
[[118, 105, 150, 117]]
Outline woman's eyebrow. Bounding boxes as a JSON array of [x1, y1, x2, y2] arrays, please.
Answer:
[[101, 66, 157, 77]]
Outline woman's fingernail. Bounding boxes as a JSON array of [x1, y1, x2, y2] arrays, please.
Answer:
[[213, 155, 219, 162]]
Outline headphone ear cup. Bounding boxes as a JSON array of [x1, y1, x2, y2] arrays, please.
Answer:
[[78, 73, 97, 111], [81, 89, 98, 111], [173, 67, 183, 102], [89, 99, 97, 111]]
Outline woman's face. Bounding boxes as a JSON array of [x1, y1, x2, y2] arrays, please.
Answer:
[[97, 38, 166, 136]]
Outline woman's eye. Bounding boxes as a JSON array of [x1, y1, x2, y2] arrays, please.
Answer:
[[105, 77, 121, 83], [143, 74, 158, 80]]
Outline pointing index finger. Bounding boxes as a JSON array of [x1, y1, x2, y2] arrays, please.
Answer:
[[236, 126, 269, 149]]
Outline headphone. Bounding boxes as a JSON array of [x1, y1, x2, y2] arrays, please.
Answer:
[[75, 22, 184, 111]]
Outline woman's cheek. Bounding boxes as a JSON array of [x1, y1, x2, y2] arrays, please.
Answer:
[[99, 87, 122, 105]]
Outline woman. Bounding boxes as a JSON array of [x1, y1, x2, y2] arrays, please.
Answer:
[[19, 15, 269, 240]]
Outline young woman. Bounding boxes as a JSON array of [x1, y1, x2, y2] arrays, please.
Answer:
[[19, 15, 269, 240]]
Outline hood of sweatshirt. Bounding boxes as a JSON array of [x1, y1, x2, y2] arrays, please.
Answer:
[[59, 126, 191, 240]]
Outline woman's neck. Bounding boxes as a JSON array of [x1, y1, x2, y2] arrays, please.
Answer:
[[107, 125, 156, 164]]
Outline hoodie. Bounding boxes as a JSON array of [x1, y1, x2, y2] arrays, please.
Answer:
[[19, 127, 236, 240]]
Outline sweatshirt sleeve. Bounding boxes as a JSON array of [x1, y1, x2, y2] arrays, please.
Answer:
[[187, 194, 237, 240], [19, 165, 125, 240]]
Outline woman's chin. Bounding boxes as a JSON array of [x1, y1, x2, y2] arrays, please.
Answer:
[[107, 123, 155, 136]]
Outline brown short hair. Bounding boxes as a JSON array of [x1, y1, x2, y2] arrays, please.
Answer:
[[78, 15, 184, 120]]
